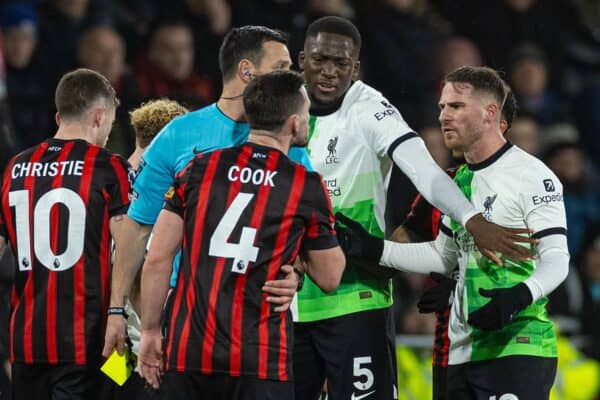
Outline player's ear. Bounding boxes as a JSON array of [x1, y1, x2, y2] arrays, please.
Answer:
[[484, 103, 498, 124], [238, 59, 254, 83], [298, 51, 305, 71], [286, 114, 300, 139], [55, 112, 61, 126]]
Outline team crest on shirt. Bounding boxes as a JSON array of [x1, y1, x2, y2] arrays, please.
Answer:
[[325, 136, 340, 164], [483, 194, 497, 220]]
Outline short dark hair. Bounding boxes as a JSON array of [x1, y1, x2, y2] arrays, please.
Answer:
[[444, 66, 507, 107], [55, 68, 119, 119], [501, 89, 518, 130], [306, 16, 361, 53], [219, 26, 288, 82], [243, 71, 305, 131]]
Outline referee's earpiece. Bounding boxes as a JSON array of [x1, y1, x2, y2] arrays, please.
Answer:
[[244, 69, 251, 78]]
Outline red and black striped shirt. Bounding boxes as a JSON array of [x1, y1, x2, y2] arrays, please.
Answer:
[[163, 143, 337, 380], [403, 167, 458, 368], [0, 138, 131, 365]]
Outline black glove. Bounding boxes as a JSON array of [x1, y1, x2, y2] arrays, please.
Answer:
[[335, 213, 384, 262], [467, 283, 533, 331], [335, 212, 395, 279], [417, 272, 456, 314]]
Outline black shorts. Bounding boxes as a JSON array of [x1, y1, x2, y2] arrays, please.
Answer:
[[447, 355, 557, 400], [293, 307, 397, 400], [11, 363, 114, 400], [432, 364, 447, 400], [161, 372, 293, 400]]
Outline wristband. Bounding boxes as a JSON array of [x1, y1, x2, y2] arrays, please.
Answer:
[[107, 307, 129, 320], [293, 266, 305, 291]]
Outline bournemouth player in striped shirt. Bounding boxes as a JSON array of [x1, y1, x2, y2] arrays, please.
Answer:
[[0, 69, 132, 400], [137, 71, 345, 399]]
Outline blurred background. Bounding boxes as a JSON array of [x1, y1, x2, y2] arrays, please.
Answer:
[[0, 0, 599, 398]]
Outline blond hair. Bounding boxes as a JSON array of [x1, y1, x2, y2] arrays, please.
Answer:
[[129, 99, 189, 148]]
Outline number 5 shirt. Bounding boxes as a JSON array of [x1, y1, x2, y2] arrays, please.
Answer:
[[0, 138, 132, 365], [298, 80, 414, 322]]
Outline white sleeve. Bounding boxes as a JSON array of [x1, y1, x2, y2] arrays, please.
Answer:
[[519, 167, 567, 234], [356, 98, 414, 158], [523, 234, 570, 302], [380, 218, 458, 275], [390, 138, 479, 226], [518, 165, 569, 301]]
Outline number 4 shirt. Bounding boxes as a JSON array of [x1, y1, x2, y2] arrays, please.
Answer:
[[163, 143, 337, 380], [0, 138, 132, 365]]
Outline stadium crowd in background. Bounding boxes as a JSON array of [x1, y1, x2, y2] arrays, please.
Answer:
[[0, 0, 600, 399]]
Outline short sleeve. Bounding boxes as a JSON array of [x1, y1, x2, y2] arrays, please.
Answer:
[[300, 172, 339, 251], [356, 98, 415, 158], [128, 125, 176, 224], [107, 155, 133, 217], [163, 158, 195, 218], [519, 166, 567, 238]]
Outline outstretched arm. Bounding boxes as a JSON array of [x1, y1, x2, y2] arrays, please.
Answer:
[[336, 213, 457, 276]]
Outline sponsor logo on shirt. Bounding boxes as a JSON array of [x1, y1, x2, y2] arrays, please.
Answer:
[[543, 179, 555, 192], [373, 100, 396, 121], [325, 178, 341, 197], [532, 193, 563, 205], [325, 136, 340, 164], [483, 194, 497, 220], [453, 229, 477, 252]]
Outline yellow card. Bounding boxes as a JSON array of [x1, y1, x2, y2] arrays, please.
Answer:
[[100, 347, 136, 386]]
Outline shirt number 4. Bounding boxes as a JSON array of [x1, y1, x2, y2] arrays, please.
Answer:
[[209, 192, 258, 274]]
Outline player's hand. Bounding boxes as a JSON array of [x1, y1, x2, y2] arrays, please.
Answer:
[[335, 213, 397, 279], [468, 283, 533, 331], [102, 314, 128, 357], [263, 265, 298, 312], [138, 329, 164, 389], [417, 272, 456, 314], [335, 213, 384, 262], [465, 213, 537, 266]]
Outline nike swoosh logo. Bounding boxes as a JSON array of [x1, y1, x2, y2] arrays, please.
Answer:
[[351, 390, 375, 400]]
